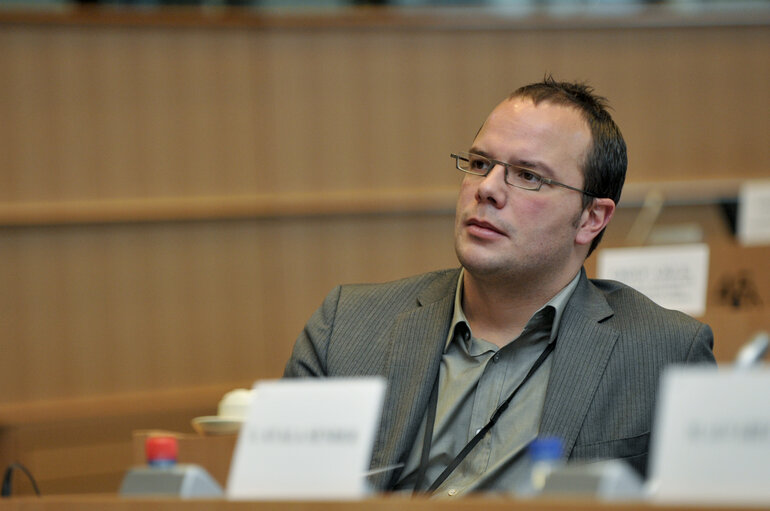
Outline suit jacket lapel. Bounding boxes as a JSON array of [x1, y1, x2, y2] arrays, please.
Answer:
[[369, 269, 459, 489], [369, 268, 617, 486], [539, 269, 618, 457]]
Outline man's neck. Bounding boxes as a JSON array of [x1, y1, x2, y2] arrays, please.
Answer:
[[461, 268, 579, 348]]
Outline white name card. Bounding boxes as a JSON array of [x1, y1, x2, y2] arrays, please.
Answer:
[[226, 378, 386, 501], [649, 367, 770, 506], [737, 180, 770, 246], [597, 244, 709, 317]]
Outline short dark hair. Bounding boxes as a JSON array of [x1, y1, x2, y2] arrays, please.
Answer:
[[510, 76, 627, 256]]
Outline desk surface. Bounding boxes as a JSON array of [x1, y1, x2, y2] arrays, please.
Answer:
[[0, 495, 765, 511]]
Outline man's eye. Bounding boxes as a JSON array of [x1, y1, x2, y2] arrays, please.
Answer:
[[516, 170, 539, 183], [469, 158, 488, 171]]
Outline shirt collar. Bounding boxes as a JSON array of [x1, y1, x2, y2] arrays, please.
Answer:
[[446, 268, 582, 349]]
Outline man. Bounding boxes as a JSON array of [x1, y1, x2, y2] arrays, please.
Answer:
[[284, 77, 715, 496]]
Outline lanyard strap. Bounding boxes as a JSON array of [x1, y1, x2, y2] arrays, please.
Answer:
[[414, 339, 556, 494]]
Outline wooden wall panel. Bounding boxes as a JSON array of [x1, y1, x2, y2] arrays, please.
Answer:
[[1, 20, 768, 205], [0, 214, 459, 403]]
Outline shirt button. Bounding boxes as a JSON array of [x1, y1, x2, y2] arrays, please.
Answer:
[[447, 488, 458, 496], [493, 354, 500, 362]]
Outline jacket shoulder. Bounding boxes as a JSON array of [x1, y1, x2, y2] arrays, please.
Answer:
[[336, 268, 459, 312], [587, 277, 714, 360], [589, 277, 701, 323]]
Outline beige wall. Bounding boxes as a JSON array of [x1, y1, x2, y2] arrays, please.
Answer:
[[1, 12, 769, 206]]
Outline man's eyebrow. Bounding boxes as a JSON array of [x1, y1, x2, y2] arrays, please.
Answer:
[[468, 147, 490, 158], [516, 159, 552, 174], [468, 148, 552, 174]]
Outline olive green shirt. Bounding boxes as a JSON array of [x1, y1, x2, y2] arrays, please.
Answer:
[[394, 269, 581, 497]]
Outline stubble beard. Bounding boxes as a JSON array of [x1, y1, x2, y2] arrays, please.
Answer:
[[454, 233, 535, 288], [454, 206, 584, 290]]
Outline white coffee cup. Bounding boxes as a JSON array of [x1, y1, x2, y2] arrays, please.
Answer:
[[217, 388, 254, 420]]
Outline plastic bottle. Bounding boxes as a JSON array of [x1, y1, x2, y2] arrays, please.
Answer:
[[119, 435, 223, 498], [145, 436, 178, 468], [517, 436, 565, 496]]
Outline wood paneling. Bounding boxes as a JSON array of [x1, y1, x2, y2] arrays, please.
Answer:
[[1, 14, 768, 205], [0, 214, 458, 402]]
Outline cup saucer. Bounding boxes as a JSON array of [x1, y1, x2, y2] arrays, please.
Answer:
[[191, 416, 243, 436]]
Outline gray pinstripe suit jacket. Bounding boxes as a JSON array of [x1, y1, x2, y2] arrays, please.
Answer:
[[283, 267, 715, 489]]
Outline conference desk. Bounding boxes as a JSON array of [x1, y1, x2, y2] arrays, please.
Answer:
[[1, 495, 764, 511]]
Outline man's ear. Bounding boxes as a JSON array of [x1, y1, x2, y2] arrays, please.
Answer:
[[575, 198, 615, 247]]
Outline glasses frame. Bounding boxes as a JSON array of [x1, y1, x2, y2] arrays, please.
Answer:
[[451, 151, 600, 198]]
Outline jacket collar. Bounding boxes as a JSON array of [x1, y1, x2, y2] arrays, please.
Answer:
[[369, 268, 618, 487], [539, 268, 618, 455], [369, 269, 460, 488]]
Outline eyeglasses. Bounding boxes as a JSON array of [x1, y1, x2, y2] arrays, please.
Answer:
[[451, 151, 599, 198]]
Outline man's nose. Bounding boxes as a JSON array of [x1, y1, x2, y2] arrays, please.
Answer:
[[481, 164, 508, 186], [475, 164, 508, 206]]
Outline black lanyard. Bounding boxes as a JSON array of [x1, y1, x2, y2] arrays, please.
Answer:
[[413, 339, 556, 494]]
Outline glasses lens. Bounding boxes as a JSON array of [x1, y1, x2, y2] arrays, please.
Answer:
[[457, 153, 490, 175], [506, 167, 542, 190]]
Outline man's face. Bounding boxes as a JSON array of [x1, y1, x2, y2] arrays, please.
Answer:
[[454, 98, 593, 283]]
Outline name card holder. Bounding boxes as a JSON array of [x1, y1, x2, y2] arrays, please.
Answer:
[[226, 377, 386, 501], [648, 367, 770, 506]]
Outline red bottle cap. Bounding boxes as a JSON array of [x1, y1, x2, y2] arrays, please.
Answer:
[[145, 436, 178, 464]]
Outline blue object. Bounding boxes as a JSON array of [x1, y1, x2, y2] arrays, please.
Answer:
[[528, 436, 564, 461]]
